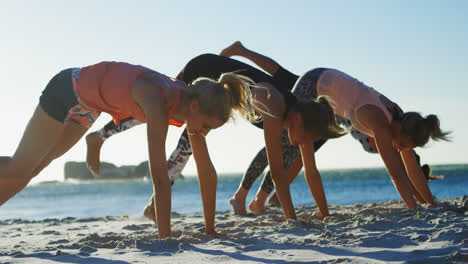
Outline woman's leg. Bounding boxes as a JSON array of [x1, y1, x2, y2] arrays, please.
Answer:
[[144, 194, 157, 224], [219, 41, 280, 76], [268, 156, 303, 206], [32, 121, 89, 176], [86, 117, 143, 176], [85, 132, 105, 176], [229, 146, 269, 215], [0, 105, 84, 205]]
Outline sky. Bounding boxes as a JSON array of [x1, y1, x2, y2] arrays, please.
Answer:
[[0, 1, 467, 183]]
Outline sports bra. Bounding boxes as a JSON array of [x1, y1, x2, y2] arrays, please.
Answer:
[[73, 61, 184, 127]]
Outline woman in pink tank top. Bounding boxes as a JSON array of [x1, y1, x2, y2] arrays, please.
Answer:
[[0, 61, 259, 239], [304, 68, 450, 209]]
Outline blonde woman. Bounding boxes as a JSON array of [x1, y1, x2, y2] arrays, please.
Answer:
[[0, 61, 257, 238]]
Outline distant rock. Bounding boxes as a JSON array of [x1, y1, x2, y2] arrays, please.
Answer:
[[38, 180, 62, 185], [64, 161, 149, 180]]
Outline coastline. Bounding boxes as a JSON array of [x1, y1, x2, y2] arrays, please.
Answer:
[[1, 197, 466, 263]]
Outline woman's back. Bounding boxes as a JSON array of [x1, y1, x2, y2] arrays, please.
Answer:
[[317, 69, 393, 136]]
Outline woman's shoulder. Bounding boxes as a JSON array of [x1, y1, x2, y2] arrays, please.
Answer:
[[357, 104, 391, 131], [251, 84, 285, 117]]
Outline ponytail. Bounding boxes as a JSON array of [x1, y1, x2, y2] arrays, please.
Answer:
[[424, 115, 447, 140], [188, 72, 259, 123], [401, 112, 451, 146], [218, 73, 257, 121]]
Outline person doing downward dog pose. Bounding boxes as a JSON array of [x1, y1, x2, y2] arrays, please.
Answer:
[[289, 68, 450, 209], [86, 52, 348, 221], [266, 110, 446, 209], [0, 61, 258, 238]]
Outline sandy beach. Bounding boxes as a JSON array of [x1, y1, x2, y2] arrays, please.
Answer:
[[0, 196, 466, 264]]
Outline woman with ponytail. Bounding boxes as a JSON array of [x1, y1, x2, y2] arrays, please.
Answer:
[[0, 61, 256, 239], [295, 68, 450, 209]]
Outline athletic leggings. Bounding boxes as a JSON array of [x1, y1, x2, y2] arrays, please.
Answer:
[[96, 119, 190, 184], [98, 117, 143, 140]]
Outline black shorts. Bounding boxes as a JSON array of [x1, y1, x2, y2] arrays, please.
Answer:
[[39, 68, 100, 127], [39, 68, 78, 123]]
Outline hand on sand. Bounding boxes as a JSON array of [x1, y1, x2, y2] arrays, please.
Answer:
[[220, 41, 246, 58], [86, 132, 104, 177]]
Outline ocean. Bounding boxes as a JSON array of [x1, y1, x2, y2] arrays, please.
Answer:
[[1, 164, 466, 220]]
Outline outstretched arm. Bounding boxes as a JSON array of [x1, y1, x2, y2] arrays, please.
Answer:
[[145, 108, 171, 238], [220, 41, 280, 76], [374, 132, 416, 208], [400, 150, 436, 205], [132, 75, 174, 239], [263, 118, 296, 219], [188, 133, 218, 236], [299, 141, 329, 218], [358, 105, 417, 209], [256, 84, 296, 219], [142, 129, 194, 223]]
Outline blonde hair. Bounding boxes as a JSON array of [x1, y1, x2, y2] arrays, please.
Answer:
[[400, 112, 451, 146], [292, 96, 348, 139], [188, 72, 258, 123]]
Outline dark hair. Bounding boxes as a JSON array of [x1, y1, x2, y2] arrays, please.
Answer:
[[400, 112, 451, 147], [292, 96, 348, 139]]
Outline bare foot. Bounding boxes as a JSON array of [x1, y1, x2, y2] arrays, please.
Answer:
[[86, 132, 104, 176], [220, 41, 245, 58], [229, 197, 247, 216], [314, 211, 325, 220], [143, 195, 157, 224], [248, 197, 266, 214], [268, 192, 281, 207]]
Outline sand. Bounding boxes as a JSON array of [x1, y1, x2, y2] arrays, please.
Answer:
[[0, 196, 467, 264]]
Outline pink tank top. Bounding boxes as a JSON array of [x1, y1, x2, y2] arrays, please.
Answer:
[[73, 61, 184, 127], [317, 69, 392, 137]]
